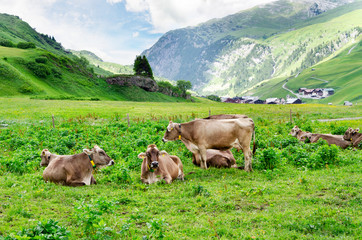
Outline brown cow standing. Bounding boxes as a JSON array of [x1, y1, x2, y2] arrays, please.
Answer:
[[192, 149, 237, 168], [138, 144, 184, 184], [42, 145, 114, 186], [162, 116, 254, 171], [343, 127, 362, 148]]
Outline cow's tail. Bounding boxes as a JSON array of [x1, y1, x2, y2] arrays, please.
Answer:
[[252, 129, 256, 155]]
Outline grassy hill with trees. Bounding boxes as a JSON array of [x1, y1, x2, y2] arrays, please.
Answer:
[[0, 13, 191, 102]]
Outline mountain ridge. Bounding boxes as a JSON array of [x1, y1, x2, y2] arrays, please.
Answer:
[[142, 0, 361, 97]]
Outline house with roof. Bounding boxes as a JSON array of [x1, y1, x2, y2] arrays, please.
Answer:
[[286, 98, 302, 104]]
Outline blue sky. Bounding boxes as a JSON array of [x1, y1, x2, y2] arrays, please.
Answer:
[[0, 0, 275, 64]]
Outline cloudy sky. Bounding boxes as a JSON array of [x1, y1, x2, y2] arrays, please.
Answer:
[[0, 0, 276, 65]]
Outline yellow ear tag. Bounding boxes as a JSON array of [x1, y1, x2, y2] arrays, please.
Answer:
[[162, 154, 165, 157], [171, 128, 173, 130], [179, 135, 181, 140]]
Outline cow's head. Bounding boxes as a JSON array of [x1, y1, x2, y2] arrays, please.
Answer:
[[40, 149, 52, 166], [289, 125, 301, 136], [138, 144, 168, 170], [162, 121, 179, 142], [83, 145, 114, 167], [344, 127, 359, 140]]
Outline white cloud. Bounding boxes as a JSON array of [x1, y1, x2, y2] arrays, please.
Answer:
[[108, 0, 277, 33], [132, 32, 140, 38]]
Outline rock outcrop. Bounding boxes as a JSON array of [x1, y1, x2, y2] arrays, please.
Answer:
[[106, 75, 159, 92]]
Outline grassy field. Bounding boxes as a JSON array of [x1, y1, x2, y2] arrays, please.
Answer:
[[0, 98, 361, 239]]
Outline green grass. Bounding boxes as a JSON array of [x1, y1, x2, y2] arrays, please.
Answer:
[[0, 99, 361, 239]]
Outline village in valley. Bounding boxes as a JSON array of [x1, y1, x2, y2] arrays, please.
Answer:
[[220, 87, 336, 105]]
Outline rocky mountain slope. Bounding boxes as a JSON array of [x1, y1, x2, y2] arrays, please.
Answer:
[[142, 0, 361, 96]]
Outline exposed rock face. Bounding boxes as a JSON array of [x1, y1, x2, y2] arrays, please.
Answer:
[[106, 75, 159, 92]]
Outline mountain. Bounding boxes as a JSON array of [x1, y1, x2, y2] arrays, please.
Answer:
[[142, 0, 361, 97], [245, 36, 362, 104]]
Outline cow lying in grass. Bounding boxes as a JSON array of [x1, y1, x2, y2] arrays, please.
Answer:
[[343, 127, 362, 148], [192, 149, 237, 168], [289, 126, 311, 142], [42, 145, 114, 186], [138, 144, 184, 184], [289, 126, 351, 149]]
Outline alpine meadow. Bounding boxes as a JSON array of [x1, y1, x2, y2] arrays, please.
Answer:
[[0, 0, 361, 239]]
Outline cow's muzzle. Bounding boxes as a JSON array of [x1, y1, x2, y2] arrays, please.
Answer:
[[108, 160, 115, 166], [162, 138, 167, 143], [151, 161, 158, 168]]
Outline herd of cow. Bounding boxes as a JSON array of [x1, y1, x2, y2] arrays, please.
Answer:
[[39, 114, 361, 186]]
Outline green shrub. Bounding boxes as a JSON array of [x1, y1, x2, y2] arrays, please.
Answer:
[[256, 148, 280, 170], [2, 219, 70, 240], [35, 57, 48, 64], [16, 42, 36, 49], [26, 62, 51, 78], [18, 84, 35, 94], [51, 67, 62, 78], [331, 126, 348, 135], [310, 144, 339, 169], [192, 185, 210, 197], [0, 40, 15, 47]]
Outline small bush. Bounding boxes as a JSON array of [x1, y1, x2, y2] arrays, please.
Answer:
[[192, 185, 210, 197], [256, 148, 280, 170], [0, 40, 15, 47], [26, 62, 51, 78], [3, 219, 70, 239], [35, 57, 48, 64], [18, 84, 35, 94], [16, 42, 36, 49], [51, 67, 62, 78], [331, 126, 348, 135]]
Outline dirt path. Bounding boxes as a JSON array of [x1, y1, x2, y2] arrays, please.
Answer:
[[347, 44, 357, 55], [316, 117, 362, 122]]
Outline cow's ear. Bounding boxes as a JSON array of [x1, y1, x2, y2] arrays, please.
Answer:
[[159, 150, 168, 157], [41, 149, 48, 155], [83, 148, 94, 155], [138, 152, 146, 159]]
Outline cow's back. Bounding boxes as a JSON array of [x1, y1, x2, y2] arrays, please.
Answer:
[[158, 155, 180, 180], [310, 134, 351, 149]]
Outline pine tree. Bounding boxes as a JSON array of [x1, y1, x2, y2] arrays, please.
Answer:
[[133, 55, 153, 79]]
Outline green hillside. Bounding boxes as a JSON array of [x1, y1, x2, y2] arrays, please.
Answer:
[[245, 37, 362, 104], [0, 14, 65, 55], [286, 38, 362, 104], [0, 46, 188, 102], [0, 13, 189, 102], [70, 50, 133, 76]]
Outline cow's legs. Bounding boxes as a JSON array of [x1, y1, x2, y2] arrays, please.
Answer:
[[199, 148, 208, 169], [239, 134, 253, 172], [163, 175, 172, 184]]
